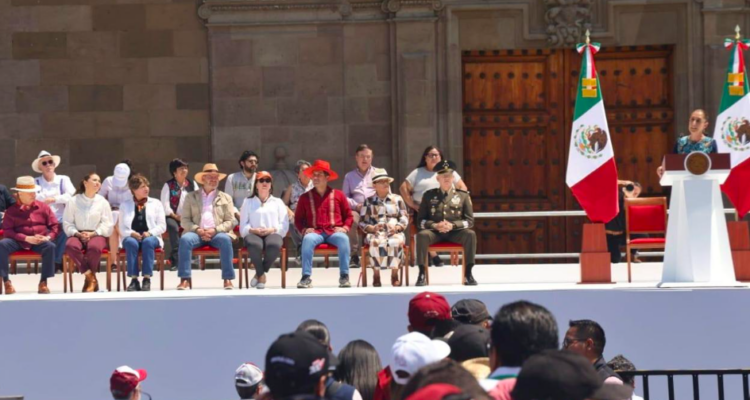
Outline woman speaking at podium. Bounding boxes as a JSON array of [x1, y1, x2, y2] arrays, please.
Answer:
[[657, 109, 718, 177]]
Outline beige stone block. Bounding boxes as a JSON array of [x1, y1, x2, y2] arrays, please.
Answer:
[[0, 33, 10, 59], [119, 31, 173, 58], [150, 110, 208, 137], [145, 4, 202, 30], [67, 32, 118, 60], [69, 138, 123, 172], [0, 5, 36, 32], [395, 21, 434, 53], [69, 85, 123, 112], [148, 57, 202, 83], [41, 112, 96, 138], [296, 65, 343, 97], [212, 35, 252, 67], [41, 59, 95, 85], [402, 56, 426, 80], [262, 67, 295, 98], [293, 125, 345, 167], [93, 59, 148, 84], [0, 86, 14, 113], [317, 25, 343, 38], [16, 86, 69, 113], [253, 37, 297, 67], [348, 124, 391, 156], [123, 84, 175, 110], [199, 57, 208, 83], [345, 97, 368, 123], [175, 83, 208, 110], [0, 114, 40, 139], [12, 32, 67, 60], [92, 5, 145, 32], [13, 0, 92, 6], [0, 139, 15, 167], [123, 136, 207, 164], [213, 97, 277, 127], [278, 97, 328, 126], [212, 66, 261, 98], [328, 96, 343, 124], [368, 96, 391, 123], [35, 6, 92, 32], [173, 30, 207, 57], [299, 36, 342, 66], [345, 65, 389, 97], [17, 139, 70, 167], [0, 60, 39, 86], [212, 126, 261, 163], [94, 111, 149, 138]]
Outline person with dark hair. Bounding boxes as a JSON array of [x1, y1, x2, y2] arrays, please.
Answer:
[[160, 158, 198, 269], [234, 363, 264, 400], [63, 173, 114, 292], [119, 174, 167, 292], [564, 319, 622, 384], [342, 144, 378, 269], [100, 161, 133, 272], [657, 109, 717, 178], [335, 340, 382, 400], [264, 331, 330, 400], [481, 300, 559, 400], [0, 184, 16, 226], [403, 384, 471, 400], [226, 150, 260, 217], [451, 299, 492, 329], [607, 355, 644, 400], [297, 319, 332, 348], [283, 160, 314, 258], [407, 292, 452, 337], [399, 359, 491, 400]]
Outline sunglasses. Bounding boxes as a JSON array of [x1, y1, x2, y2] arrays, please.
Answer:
[[258, 178, 272, 183], [41, 160, 55, 167]]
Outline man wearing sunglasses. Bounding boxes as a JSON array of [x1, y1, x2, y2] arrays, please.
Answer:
[[225, 150, 260, 219], [563, 320, 623, 385]]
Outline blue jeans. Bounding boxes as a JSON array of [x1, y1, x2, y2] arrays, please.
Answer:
[[122, 236, 160, 278], [53, 230, 67, 264], [178, 232, 235, 280], [301, 232, 350, 277]]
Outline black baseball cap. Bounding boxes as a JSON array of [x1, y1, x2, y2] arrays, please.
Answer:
[[264, 332, 330, 398], [451, 299, 491, 325], [445, 324, 490, 362], [512, 350, 633, 400]]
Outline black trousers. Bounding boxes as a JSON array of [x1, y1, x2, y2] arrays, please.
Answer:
[[244, 233, 283, 276], [166, 217, 181, 265], [606, 233, 645, 263]]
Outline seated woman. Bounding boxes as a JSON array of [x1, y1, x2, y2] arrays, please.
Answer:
[[657, 109, 717, 177], [360, 169, 409, 287], [63, 173, 114, 292], [119, 174, 166, 292], [160, 159, 197, 269], [240, 171, 289, 289]]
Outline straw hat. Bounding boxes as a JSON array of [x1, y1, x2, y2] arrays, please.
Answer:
[[11, 176, 40, 193], [194, 163, 227, 185], [31, 150, 61, 173], [371, 168, 394, 183]]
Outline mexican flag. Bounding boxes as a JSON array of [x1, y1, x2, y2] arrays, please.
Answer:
[[565, 40, 619, 223], [715, 35, 750, 218]]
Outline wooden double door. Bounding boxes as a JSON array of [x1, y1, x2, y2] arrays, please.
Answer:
[[462, 46, 674, 261]]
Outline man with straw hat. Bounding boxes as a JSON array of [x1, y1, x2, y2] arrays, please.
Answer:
[[0, 176, 60, 294], [177, 163, 238, 290]]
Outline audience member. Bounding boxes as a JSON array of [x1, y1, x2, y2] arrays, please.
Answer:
[[32, 150, 75, 272], [390, 332, 451, 388], [63, 173, 114, 292], [294, 160, 353, 289], [511, 350, 632, 400], [264, 331, 331, 400], [226, 150, 260, 217], [0, 183, 16, 225], [119, 174, 167, 292], [481, 300, 559, 400], [235, 362, 264, 400], [100, 161, 133, 272], [335, 340, 383, 400], [343, 144, 378, 269], [178, 164, 237, 290], [564, 320, 623, 384], [445, 324, 491, 379], [399, 359, 491, 400], [451, 299, 492, 329], [283, 160, 313, 257], [407, 292, 452, 337], [0, 176, 59, 294], [607, 355, 644, 400], [160, 158, 198, 269], [359, 168, 409, 287], [403, 384, 470, 400], [110, 366, 149, 400]]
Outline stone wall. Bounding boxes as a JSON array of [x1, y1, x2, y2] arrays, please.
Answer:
[[0, 0, 209, 189]]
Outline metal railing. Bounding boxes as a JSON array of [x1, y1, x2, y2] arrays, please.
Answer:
[[619, 369, 750, 400]]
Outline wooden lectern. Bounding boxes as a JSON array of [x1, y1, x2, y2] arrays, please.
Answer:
[[659, 153, 739, 286]]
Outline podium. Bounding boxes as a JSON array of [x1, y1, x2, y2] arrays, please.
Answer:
[[659, 153, 738, 286]]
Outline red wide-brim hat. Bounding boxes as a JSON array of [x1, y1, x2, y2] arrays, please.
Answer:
[[304, 159, 339, 181]]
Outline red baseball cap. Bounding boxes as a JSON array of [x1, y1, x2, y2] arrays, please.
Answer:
[[110, 366, 147, 398], [408, 292, 451, 333], [405, 383, 463, 400]]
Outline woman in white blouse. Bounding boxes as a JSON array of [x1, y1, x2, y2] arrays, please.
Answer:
[[119, 174, 167, 292], [239, 171, 289, 289], [63, 173, 114, 292], [159, 159, 198, 269]]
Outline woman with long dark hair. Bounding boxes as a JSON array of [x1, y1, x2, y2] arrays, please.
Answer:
[[335, 340, 383, 400]]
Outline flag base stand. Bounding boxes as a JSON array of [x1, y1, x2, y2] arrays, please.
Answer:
[[579, 223, 613, 284], [729, 221, 750, 282]]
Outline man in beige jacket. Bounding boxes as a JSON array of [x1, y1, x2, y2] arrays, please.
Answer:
[[178, 164, 237, 290]]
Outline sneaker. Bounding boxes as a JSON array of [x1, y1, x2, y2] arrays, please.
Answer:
[[464, 273, 478, 286], [251, 274, 259, 288], [141, 278, 151, 292], [431, 255, 444, 267], [339, 274, 351, 288], [127, 278, 141, 292], [349, 255, 360, 269], [297, 275, 312, 289], [415, 272, 426, 286], [256, 282, 265, 289]]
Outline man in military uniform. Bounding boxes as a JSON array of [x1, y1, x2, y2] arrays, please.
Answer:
[[416, 160, 477, 286]]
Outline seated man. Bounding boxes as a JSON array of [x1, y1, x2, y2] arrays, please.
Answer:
[[294, 160, 353, 289], [178, 164, 238, 290], [416, 160, 477, 286]]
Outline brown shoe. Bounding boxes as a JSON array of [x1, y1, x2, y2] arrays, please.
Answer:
[[4, 280, 16, 295], [177, 279, 191, 290], [93, 274, 99, 292], [391, 270, 401, 287], [83, 272, 95, 293], [38, 281, 50, 294], [224, 279, 234, 290], [372, 270, 382, 287]]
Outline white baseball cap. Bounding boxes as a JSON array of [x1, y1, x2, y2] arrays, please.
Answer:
[[235, 363, 263, 388], [112, 163, 131, 188], [390, 332, 451, 385]]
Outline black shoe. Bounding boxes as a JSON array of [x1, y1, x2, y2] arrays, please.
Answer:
[[55, 262, 63, 274], [416, 272, 426, 286], [431, 255, 444, 267], [349, 255, 360, 268], [339, 274, 351, 288], [141, 278, 151, 292], [297, 275, 313, 289], [126, 278, 141, 292], [464, 273, 478, 286]]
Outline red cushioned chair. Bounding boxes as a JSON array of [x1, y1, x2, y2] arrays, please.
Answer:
[[62, 248, 111, 293], [424, 242, 465, 286], [359, 226, 410, 287], [115, 248, 166, 291], [625, 197, 668, 283]]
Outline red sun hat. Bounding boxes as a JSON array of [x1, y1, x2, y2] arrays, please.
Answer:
[[110, 366, 147, 398], [304, 160, 339, 181]]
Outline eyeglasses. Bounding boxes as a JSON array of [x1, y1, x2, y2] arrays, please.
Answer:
[[258, 178, 272, 184], [41, 160, 55, 167], [562, 337, 584, 349], [426, 153, 440, 158]]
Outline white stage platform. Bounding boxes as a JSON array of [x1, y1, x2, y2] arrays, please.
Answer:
[[1, 263, 749, 400]]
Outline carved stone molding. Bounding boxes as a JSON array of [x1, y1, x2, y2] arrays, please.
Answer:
[[544, 0, 592, 47], [197, 0, 442, 21]]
